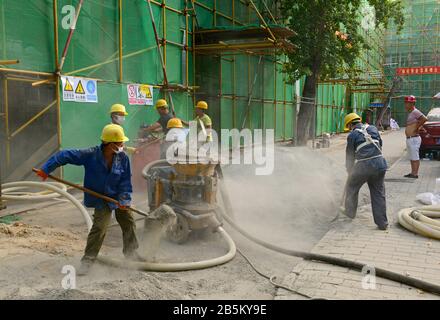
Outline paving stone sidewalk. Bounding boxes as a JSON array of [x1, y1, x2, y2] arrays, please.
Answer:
[[276, 156, 440, 300]]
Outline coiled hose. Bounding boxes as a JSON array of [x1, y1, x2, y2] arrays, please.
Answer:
[[398, 205, 440, 240], [2, 181, 68, 201], [1, 181, 92, 229]]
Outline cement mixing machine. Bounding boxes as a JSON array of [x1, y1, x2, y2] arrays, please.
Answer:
[[143, 159, 222, 244]]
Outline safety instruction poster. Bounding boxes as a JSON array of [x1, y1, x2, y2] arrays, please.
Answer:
[[127, 84, 153, 105], [61, 76, 98, 103]]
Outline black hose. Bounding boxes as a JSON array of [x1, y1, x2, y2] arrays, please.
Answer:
[[217, 169, 440, 296]]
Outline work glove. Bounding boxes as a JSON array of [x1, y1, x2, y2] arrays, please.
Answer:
[[35, 169, 49, 181], [118, 203, 130, 211]]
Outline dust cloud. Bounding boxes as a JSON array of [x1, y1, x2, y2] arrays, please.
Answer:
[[221, 145, 346, 250]]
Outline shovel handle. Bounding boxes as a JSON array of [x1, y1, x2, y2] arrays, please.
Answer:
[[32, 168, 149, 217]]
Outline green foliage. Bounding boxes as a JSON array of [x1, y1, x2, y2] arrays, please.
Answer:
[[280, 0, 404, 82]]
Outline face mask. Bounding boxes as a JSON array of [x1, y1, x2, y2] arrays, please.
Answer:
[[112, 145, 124, 154], [112, 115, 126, 125]]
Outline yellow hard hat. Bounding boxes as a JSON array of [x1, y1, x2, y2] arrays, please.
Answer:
[[101, 124, 129, 143], [109, 103, 128, 116], [167, 118, 183, 129], [344, 113, 362, 131], [196, 101, 208, 110], [155, 99, 168, 109]]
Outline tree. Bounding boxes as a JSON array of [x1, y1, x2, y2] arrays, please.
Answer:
[[280, 0, 404, 145]]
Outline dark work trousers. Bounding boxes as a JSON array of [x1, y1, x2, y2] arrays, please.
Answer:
[[345, 164, 388, 228], [82, 205, 139, 262]]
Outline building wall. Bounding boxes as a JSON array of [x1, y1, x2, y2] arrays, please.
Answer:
[[385, 0, 440, 125], [1, 0, 385, 182]]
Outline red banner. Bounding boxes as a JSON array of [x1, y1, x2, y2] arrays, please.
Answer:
[[396, 66, 440, 76]]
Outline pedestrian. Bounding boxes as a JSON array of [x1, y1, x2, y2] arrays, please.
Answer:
[[404, 95, 427, 179], [343, 113, 388, 230], [35, 124, 143, 275]]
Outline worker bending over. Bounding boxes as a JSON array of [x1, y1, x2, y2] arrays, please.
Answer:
[[35, 124, 142, 275], [165, 118, 189, 160], [344, 113, 388, 230]]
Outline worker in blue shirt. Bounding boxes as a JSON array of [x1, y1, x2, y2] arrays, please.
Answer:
[[344, 113, 388, 230], [35, 124, 142, 275]]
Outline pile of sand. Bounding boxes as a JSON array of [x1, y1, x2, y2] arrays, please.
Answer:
[[0, 222, 85, 257]]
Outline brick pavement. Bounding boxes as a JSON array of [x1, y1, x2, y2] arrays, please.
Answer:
[[276, 156, 440, 300]]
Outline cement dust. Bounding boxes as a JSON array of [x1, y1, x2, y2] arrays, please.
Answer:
[[0, 146, 346, 299]]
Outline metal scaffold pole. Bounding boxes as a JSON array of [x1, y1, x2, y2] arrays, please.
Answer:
[[0, 166, 5, 210], [146, 0, 176, 116]]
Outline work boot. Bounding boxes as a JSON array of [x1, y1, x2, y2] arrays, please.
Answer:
[[378, 223, 388, 231], [77, 258, 94, 276], [125, 251, 146, 262]]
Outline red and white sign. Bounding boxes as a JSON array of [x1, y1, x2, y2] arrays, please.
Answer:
[[396, 66, 440, 76], [127, 84, 153, 105]]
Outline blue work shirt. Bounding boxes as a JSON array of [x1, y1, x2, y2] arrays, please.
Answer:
[[41, 145, 132, 210], [346, 123, 388, 173]]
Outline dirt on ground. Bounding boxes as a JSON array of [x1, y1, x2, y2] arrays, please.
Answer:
[[0, 132, 405, 300]]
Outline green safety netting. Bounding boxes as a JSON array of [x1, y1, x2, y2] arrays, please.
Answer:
[[1, 0, 382, 182], [385, 0, 440, 125]]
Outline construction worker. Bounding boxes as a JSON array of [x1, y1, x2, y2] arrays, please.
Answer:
[[143, 99, 174, 158], [35, 124, 143, 275], [194, 101, 212, 143], [164, 118, 189, 160], [182, 101, 212, 144], [144, 99, 174, 135], [344, 113, 388, 230], [404, 95, 427, 179], [166, 118, 188, 143], [109, 104, 137, 155], [109, 103, 128, 126]]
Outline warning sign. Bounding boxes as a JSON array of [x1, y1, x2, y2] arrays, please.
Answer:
[[61, 76, 98, 103], [127, 84, 153, 105], [64, 79, 73, 92], [75, 80, 85, 94]]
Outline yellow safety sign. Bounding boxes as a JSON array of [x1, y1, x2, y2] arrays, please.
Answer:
[[64, 79, 74, 92], [75, 80, 85, 94], [140, 85, 152, 99]]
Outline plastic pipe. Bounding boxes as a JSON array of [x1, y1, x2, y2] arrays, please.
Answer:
[[398, 206, 440, 239], [3, 180, 236, 272], [218, 184, 440, 296], [2, 182, 67, 201], [1, 181, 92, 230], [97, 227, 236, 271]]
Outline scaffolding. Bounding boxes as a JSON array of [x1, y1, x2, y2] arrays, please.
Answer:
[[0, 0, 388, 182], [315, 6, 386, 136], [385, 0, 440, 125], [0, 0, 298, 182]]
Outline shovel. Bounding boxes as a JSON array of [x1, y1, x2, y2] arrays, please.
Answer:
[[331, 177, 349, 222], [32, 168, 150, 218]]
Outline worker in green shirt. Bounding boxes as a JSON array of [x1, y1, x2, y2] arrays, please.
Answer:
[[182, 101, 213, 152], [194, 101, 212, 142]]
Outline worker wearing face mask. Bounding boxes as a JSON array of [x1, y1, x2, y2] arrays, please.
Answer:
[[109, 104, 136, 155], [35, 124, 143, 275]]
